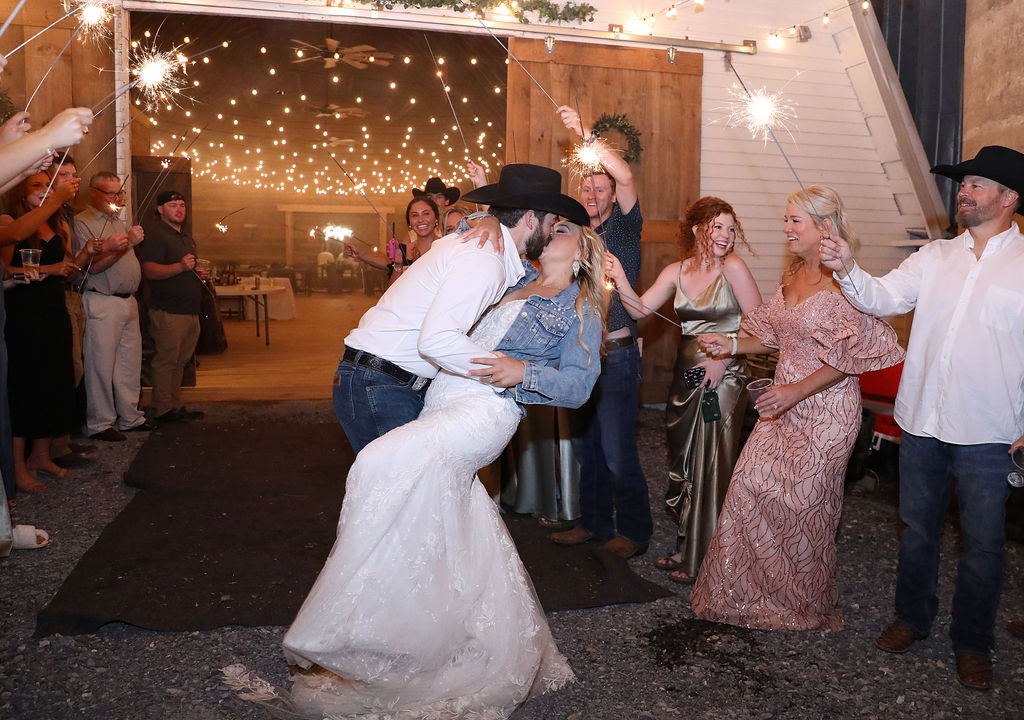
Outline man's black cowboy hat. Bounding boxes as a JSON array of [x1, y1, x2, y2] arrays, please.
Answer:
[[931, 145, 1024, 199], [412, 177, 461, 205], [462, 164, 590, 226]]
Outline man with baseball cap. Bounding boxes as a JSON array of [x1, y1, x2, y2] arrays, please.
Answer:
[[336, 163, 588, 454], [821, 145, 1024, 690], [140, 190, 207, 424]]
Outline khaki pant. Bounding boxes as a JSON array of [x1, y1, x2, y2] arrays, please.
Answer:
[[84, 293, 145, 434], [65, 289, 85, 386], [148, 308, 200, 417]]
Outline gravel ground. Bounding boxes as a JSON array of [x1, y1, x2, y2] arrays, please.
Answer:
[[2, 402, 1023, 720]]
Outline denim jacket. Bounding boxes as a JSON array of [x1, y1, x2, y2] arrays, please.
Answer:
[[494, 262, 603, 409]]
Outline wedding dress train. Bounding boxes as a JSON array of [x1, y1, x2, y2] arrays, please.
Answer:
[[281, 300, 573, 719]]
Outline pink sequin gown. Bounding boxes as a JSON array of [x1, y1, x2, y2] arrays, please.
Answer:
[[691, 287, 904, 631]]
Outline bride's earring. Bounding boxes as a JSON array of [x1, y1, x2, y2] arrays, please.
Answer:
[[572, 259, 581, 276]]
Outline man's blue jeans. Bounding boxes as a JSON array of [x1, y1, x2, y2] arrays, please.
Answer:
[[332, 353, 427, 455], [894, 432, 1012, 657], [569, 342, 653, 545]]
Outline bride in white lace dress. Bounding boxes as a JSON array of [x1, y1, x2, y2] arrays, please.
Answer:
[[279, 222, 607, 719]]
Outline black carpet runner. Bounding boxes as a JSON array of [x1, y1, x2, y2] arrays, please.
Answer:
[[35, 421, 672, 636]]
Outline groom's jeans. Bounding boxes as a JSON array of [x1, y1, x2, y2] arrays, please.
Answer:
[[333, 350, 428, 455], [893, 432, 1011, 657]]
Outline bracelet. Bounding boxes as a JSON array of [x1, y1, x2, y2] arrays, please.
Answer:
[[731, 336, 738, 355]]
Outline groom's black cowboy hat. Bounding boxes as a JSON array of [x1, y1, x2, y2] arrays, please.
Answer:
[[463, 164, 590, 226], [931, 145, 1024, 205], [412, 177, 461, 205]]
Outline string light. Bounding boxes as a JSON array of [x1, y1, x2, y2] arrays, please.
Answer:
[[135, 22, 507, 197]]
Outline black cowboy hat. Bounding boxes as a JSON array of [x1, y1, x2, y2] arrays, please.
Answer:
[[931, 145, 1024, 198], [463, 164, 590, 226], [412, 177, 461, 205]]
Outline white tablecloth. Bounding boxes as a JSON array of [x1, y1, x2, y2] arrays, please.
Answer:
[[242, 278, 297, 321]]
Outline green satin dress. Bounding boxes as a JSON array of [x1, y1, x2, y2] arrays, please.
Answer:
[[665, 271, 748, 578]]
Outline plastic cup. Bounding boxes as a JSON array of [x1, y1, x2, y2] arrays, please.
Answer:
[[747, 378, 774, 416], [19, 248, 41, 273], [195, 258, 211, 280], [1010, 447, 1024, 488]]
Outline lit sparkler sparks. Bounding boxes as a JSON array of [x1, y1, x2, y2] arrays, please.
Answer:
[[565, 136, 606, 180], [215, 223, 229, 233], [130, 45, 187, 111], [721, 83, 796, 144], [76, 0, 113, 42]]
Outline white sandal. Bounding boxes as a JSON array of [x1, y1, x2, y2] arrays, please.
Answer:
[[12, 525, 49, 550]]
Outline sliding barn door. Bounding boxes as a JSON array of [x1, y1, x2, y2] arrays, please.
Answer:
[[506, 38, 702, 403]]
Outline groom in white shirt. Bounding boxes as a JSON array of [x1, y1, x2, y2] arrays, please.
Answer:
[[821, 145, 1024, 691], [335, 164, 589, 454]]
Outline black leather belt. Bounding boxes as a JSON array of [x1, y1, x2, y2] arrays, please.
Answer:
[[86, 289, 132, 299], [605, 335, 636, 352], [343, 346, 423, 386]]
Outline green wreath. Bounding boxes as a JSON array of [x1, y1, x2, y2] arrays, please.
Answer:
[[592, 113, 643, 164], [365, 1, 597, 24]]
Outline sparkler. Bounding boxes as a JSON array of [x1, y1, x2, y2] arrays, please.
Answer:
[[0, 0, 28, 42], [77, 0, 113, 43], [477, 19, 559, 109], [721, 82, 797, 145], [199, 207, 245, 244], [78, 113, 144, 175], [2, 4, 78, 56], [424, 34, 470, 159], [25, 24, 85, 113], [131, 45, 186, 111], [725, 63, 858, 289], [329, 155, 389, 231], [134, 125, 207, 214]]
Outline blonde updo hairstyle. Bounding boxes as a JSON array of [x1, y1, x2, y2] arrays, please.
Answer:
[[786, 184, 859, 275]]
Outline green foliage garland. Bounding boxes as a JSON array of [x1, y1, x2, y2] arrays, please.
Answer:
[[363, 1, 597, 25], [592, 113, 643, 164]]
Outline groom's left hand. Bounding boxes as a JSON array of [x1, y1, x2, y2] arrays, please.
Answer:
[[468, 352, 525, 387]]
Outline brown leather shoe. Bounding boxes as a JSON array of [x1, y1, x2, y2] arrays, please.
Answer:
[[549, 527, 595, 546], [956, 654, 993, 691], [1007, 620, 1024, 639], [875, 622, 920, 653], [600, 536, 648, 559]]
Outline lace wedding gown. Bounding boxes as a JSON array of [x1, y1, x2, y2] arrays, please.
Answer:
[[282, 300, 574, 719]]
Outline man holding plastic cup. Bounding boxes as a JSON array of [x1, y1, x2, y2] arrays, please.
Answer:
[[140, 190, 207, 424]]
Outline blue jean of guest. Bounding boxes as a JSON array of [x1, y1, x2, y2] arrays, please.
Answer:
[[894, 432, 1012, 657], [332, 354, 428, 455], [569, 342, 652, 545]]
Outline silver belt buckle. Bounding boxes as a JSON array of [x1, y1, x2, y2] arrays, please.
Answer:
[[412, 376, 429, 391]]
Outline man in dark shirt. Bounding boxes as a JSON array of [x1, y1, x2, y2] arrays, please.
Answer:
[[139, 190, 205, 423], [549, 106, 653, 558]]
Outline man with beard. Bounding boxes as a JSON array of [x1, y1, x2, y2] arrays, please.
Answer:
[[335, 164, 589, 454], [821, 145, 1024, 691]]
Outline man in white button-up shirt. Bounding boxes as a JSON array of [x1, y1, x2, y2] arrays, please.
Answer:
[[822, 145, 1024, 691], [335, 164, 589, 455]]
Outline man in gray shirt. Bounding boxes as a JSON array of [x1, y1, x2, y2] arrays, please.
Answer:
[[73, 171, 153, 441]]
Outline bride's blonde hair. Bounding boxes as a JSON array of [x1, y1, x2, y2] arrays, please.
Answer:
[[559, 222, 609, 364]]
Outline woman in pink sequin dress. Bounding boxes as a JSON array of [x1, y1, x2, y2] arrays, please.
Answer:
[[690, 186, 905, 631]]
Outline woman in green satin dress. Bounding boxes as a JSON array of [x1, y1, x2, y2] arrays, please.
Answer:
[[605, 197, 762, 583]]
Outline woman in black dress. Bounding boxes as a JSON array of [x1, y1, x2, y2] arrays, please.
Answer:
[[1, 173, 81, 492]]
